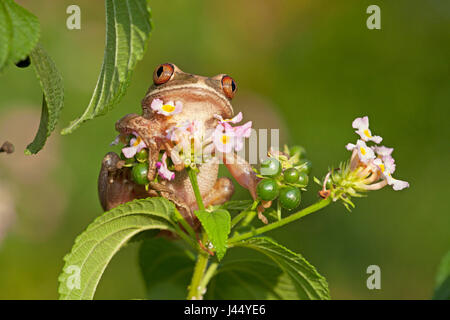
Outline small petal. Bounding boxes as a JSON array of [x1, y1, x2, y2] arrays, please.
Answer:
[[110, 135, 120, 146], [151, 98, 163, 111], [157, 153, 175, 180], [352, 116, 369, 129], [387, 175, 409, 191], [234, 121, 252, 138], [373, 145, 394, 158], [229, 112, 243, 123]]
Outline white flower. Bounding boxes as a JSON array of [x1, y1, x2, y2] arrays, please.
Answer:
[[346, 139, 376, 164], [151, 98, 183, 116], [352, 116, 382, 144]]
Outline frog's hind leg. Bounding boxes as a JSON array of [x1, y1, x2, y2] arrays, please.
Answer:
[[98, 152, 156, 211], [202, 177, 235, 207]]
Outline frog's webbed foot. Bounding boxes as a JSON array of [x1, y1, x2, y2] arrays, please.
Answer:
[[98, 152, 157, 211]]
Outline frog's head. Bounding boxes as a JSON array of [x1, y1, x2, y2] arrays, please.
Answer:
[[141, 63, 237, 121]]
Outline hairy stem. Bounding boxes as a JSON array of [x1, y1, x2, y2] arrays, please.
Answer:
[[228, 198, 332, 244], [198, 261, 219, 294]]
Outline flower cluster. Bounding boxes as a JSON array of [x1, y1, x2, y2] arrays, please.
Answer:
[[113, 98, 254, 184], [321, 116, 409, 209]]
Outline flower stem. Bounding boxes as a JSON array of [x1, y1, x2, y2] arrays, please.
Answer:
[[186, 167, 209, 299], [188, 167, 205, 211], [228, 198, 332, 245]]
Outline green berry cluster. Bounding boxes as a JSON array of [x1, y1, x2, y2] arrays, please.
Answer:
[[120, 148, 150, 185], [256, 145, 311, 211]]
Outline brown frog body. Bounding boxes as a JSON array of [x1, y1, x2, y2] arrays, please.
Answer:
[[98, 63, 258, 226]]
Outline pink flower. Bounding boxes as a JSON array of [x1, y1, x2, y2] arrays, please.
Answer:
[[233, 121, 252, 151], [156, 152, 175, 181], [213, 112, 252, 153], [151, 98, 183, 116], [213, 124, 235, 154], [352, 116, 382, 144], [122, 133, 147, 158]]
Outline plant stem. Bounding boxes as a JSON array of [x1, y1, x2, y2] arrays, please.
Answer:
[[188, 167, 205, 211], [230, 200, 258, 228], [186, 167, 210, 299], [187, 246, 209, 299], [199, 261, 219, 294], [228, 198, 332, 245]]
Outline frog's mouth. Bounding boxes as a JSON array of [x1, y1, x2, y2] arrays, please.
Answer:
[[142, 84, 234, 119]]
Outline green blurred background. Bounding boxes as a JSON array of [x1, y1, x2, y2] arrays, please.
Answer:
[[0, 0, 448, 299]]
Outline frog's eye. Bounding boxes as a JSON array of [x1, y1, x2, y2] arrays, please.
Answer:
[[153, 63, 174, 85], [221, 75, 237, 99]]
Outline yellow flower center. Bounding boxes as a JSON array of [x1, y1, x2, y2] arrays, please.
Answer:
[[379, 163, 385, 172], [221, 135, 229, 145], [364, 129, 372, 138], [360, 147, 366, 155], [133, 137, 142, 147], [162, 104, 175, 113]]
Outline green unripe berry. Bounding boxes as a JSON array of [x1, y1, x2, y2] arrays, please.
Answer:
[[279, 187, 301, 210], [283, 168, 300, 184], [260, 157, 282, 177], [136, 148, 149, 163], [256, 179, 279, 201], [297, 171, 309, 186], [131, 163, 150, 185]]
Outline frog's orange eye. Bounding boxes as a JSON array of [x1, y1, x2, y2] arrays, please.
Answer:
[[221, 75, 237, 99], [153, 63, 174, 85]]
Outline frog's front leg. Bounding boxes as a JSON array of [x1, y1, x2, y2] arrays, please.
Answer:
[[115, 113, 166, 181], [223, 153, 273, 223], [223, 153, 259, 200]]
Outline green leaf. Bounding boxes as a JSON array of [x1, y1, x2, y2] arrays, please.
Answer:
[[433, 250, 450, 300], [61, 0, 152, 135], [25, 43, 64, 154], [58, 197, 178, 300], [234, 237, 330, 300], [206, 260, 299, 300], [195, 209, 231, 261], [0, 0, 40, 72], [139, 237, 195, 299]]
